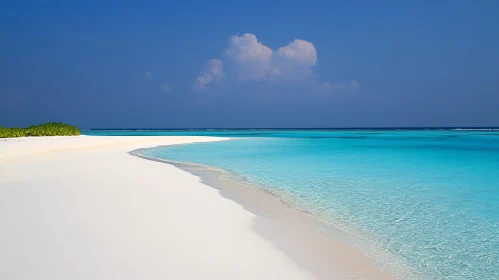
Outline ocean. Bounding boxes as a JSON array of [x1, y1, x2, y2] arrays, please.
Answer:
[[85, 129, 499, 279]]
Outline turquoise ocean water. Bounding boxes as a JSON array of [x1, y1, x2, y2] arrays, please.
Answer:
[[85, 129, 499, 279]]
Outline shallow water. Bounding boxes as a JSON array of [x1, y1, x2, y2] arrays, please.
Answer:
[[87, 129, 499, 279]]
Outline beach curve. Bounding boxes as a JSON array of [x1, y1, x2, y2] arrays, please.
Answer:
[[0, 135, 391, 280]]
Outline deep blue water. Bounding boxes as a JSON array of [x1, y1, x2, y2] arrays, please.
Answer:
[[85, 129, 499, 279]]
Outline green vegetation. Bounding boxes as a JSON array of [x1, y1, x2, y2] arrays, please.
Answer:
[[0, 122, 80, 138]]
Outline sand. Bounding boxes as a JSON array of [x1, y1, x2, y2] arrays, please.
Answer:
[[0, 136, 392, 280]]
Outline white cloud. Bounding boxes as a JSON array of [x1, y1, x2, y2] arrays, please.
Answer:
[[222, 34, 317, 82], [276, 39, 317, 67], [145, 72, 152, 80], [224, 33, 272, 81], [193, 59, 224, 90], [272, 39, 318, 80], [193, 33, 358, 92], [160, 82, 171, 93]]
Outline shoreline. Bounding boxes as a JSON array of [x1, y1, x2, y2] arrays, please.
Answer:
[[0, 135, 412, 279], [132, 148, 403, 279], [1, 136, 318, 280]]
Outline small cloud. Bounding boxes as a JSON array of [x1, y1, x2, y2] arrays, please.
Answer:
[[276, 39, 317, 67], [160, 82, 171, 93], [192, 33, 357, 93], [224, 33, 273, 81], [193, 59, 224, 91], [201, 33, 318, 83], [145, 72, 153, 81], [273, 39, 318, 80]]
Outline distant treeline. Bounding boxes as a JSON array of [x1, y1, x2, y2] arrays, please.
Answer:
[[0, 123, 80, 138]]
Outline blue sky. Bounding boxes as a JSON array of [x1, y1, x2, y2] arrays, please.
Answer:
[[1, 1, 498, 128]]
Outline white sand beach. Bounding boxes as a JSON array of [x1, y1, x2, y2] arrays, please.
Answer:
[[0, 136, 393, 280], [0, 136, 316, 280]]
